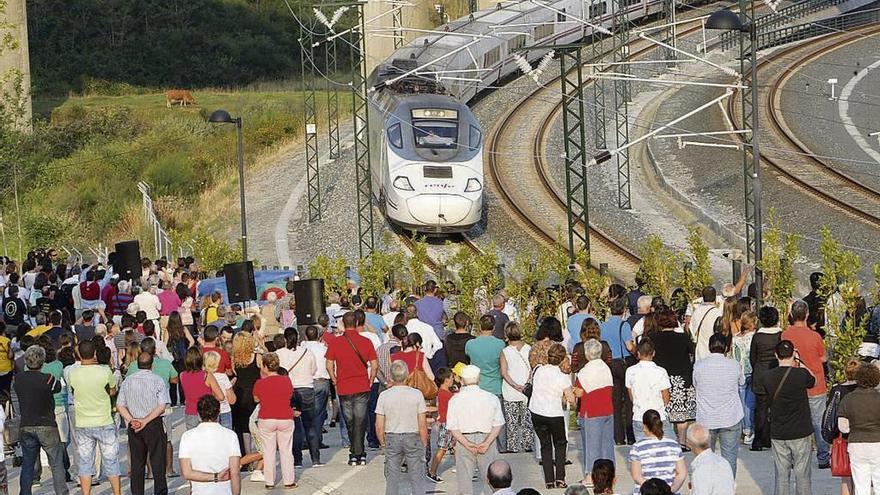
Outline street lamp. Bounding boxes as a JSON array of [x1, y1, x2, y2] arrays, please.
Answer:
[[209, 109, 249, 262], [706, 8, 764, 306]]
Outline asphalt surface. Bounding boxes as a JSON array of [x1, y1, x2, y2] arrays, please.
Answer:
[[11, 405, 840, 494]]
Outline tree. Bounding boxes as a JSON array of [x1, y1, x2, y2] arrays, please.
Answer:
[[757, 209, 800, 310], [818, 227, 865, 383], [637, 235, 680, 301], [308, 253, 347, 297]]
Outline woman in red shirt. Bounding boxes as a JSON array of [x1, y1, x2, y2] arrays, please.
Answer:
[[390, 333, 434, 381], [179, 347, 224, 430], [254, 352, 296, 489]]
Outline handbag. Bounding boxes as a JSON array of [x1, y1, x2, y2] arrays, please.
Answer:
[[404, 351, 438, 401], [3, 398, 19, 446], [522, 365, 539, 399], [822, 387, 844, 444], [831, 434, 851, 477]]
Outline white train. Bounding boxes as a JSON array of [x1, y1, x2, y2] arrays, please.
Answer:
[[368, 0, 685, 233]]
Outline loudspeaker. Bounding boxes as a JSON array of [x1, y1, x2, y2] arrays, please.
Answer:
[[224, 261, 256, 303], [113, 240, 141, 281], [294, 279, 325, 325]]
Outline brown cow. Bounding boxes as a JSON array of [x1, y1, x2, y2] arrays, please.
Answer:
[[165, 90, 196, 108]]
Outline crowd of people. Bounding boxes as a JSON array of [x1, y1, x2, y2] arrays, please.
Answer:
[[1, 249, 880, 495]]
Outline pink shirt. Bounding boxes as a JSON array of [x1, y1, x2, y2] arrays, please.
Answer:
[[158, 290, 181, 316]]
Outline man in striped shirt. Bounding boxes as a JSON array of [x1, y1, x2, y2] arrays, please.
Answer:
[[117, 352, 170, 495]]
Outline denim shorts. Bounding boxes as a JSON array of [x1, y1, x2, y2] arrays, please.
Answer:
[[74, 424, 121, 477]]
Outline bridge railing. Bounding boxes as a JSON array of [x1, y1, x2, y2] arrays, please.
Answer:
[[720, 0, 850, 49]]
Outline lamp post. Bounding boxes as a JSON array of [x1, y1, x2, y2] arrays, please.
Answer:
[[706, 8, 763, 306], [209, 109, 249, 262]]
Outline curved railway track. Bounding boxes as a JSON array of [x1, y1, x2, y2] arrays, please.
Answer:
[[486, 14, 720, 276], [727, 23, 880, 226]]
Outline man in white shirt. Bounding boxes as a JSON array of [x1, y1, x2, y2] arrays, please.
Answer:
[[690, 287, 722, 361], [447, 365, 506, 495], [382, 299, 401, 330], [625, 339, 672, 442], [687, 423, 735, 495], [404, 304, 443, 364], [133, 284, 162, 327], [179, 395, 241, 495], [301, 325, 331, 450]]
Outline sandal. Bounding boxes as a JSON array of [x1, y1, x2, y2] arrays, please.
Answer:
[[546, 483, 556, 489], [556, 481, 568, 489], [679, 443, 692, 452], [285, 483, 298, 489]]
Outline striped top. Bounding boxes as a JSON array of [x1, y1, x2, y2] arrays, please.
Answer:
[[117, 369, 170, 419], [629, 437, 682, 494]]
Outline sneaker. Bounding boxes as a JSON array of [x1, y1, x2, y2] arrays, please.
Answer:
[[743, 432, 755, 445], [358, 456, 367, 466], [426, 473, 444, 483], [294, 461, 303, 468], [348, 456, 358, 466], [819, 462, 831, 470], [249, 470, 265, 482], [313, 462, 325, 467]]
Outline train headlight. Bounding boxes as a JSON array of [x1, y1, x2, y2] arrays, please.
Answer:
[[393, 176, 415, 191], [465, 178, 482, 192]]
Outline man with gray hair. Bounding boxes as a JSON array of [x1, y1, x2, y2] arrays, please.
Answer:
[[375, 360, 428, 495], [486, 294, 510, 341], [447, 365, 506, 495], [15, 345, 69, 495], [686, 423, 735, 495], [629, 295, 654, 344]]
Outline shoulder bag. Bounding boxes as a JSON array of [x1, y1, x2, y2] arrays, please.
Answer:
[[3, 395, 18, 446], [620, 320, 637, 367], [832, 434, 851, 477], [821, 387, 844, 444], [404, 350, 439, 401], [522, 365, 539, 399], [767, 366, 793, 420]]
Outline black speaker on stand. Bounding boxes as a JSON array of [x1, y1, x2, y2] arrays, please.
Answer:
[[294, 279, 325, 325], [113, 240, 141, 281], [224, 261, 257, 303]]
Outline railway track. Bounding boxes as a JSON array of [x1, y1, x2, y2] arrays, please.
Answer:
[[486, 12, 721, 277], [727, 23, 880, 227]]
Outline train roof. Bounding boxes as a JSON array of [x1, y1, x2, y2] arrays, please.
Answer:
[[373, 0, 575, 92]]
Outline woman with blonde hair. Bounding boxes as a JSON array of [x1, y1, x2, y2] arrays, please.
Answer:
[[232, 331, 265, 480], [734, 311, 758, 445], [204, 350, 237, 429]]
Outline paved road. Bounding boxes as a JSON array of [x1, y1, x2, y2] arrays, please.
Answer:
[[13, 406, 839, 494]]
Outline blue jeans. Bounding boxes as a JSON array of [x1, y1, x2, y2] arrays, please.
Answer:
[[633, 420, 675, 443], [739, 376, 755, 433], [20, 426, 69, 495], [220, 412, 233, 430], [578, 416, 614, 475], [74, 424, 121, 477], [313, 379, 330, 446], [808, 395, 830, 464], [709, 422, 742, 477], [366, 383, 381, 448], [292, 387, 320, 464]]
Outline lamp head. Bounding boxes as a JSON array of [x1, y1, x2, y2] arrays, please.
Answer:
[[705, 9, 747, 32], [208, 109, 235, 124]]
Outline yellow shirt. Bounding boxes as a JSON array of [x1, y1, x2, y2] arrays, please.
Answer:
[[205, 304, 219, 325], [0, 336, 12, 374]]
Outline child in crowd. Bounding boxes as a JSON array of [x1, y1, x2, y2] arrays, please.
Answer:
[[427, 368, 456, 483]]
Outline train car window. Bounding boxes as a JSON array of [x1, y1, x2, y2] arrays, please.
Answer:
[[556, 9, 566, 22], [387, 123, 403, 148], [534, 23, 554, 40], [507, 34, 527, 52], [589, 2, 607, 18], [468, 125, 482, 150], [413, 121, 458, 149], [483, 47, 501, 68], [623, 0, 640, 7]]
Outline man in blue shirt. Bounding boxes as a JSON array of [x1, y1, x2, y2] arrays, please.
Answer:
[[599, 297, 636, 445], [566, 295, 596, 352], [415, 280, 445, 339], [363, 296, 387, 343]]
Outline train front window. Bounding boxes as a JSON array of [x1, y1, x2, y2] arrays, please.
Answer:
[[413, 121, 458, 149]]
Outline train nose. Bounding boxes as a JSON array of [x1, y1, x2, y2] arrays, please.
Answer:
[[406, 194, 473, 225]]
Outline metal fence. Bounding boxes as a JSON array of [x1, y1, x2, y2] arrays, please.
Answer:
[[137, 181, 193, 260], [720, 0, 851, 49], [756, 7, 880, 49]]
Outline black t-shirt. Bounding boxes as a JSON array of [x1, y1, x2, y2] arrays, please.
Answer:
[[445, 332, 475, 368], [74, 324, 96, 342], [2, 297, 26, 326], [764, 366, 815, 440], [652, 330, 695, 385], [35, 297, 53, 316], [14, 370, 61, 427]]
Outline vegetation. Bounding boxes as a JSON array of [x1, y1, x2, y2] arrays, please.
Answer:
[[27, 0, 352, 96], [757, 209, 801, 311]]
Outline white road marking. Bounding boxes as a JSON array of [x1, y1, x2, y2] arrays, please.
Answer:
[[837, 58, 880, 164]]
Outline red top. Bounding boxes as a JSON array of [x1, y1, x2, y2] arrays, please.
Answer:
[[180, 371, 212, 416], [782, 325, 827, 396], [437, 388, 454, 424], [254, 374, 294, 419], [326, 330, 378, 395], [390, 350, 423, 373], [575, 379, 614, 418], [201, 346, 232, 374], [80, 281, 100, 301]]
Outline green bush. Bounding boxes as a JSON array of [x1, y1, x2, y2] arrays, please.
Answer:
[[145, 152, 197, 196]]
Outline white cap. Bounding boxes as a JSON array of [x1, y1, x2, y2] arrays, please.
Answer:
[[460, 365, 480, 382]]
